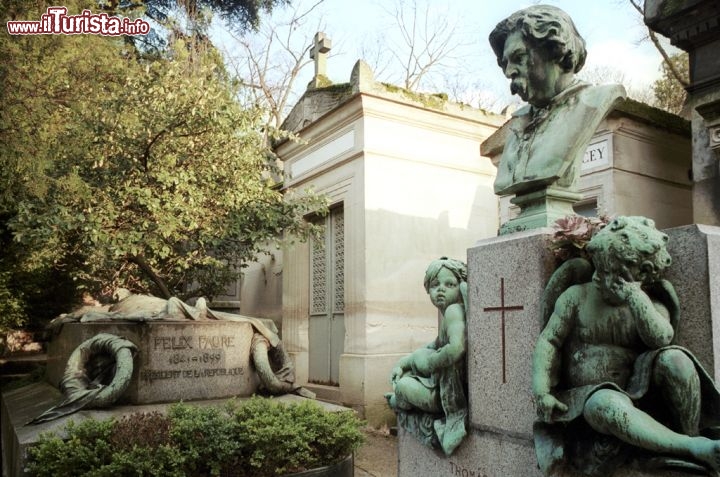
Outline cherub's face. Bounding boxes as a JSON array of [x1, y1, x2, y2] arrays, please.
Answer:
[[595, 250, 671, 305], [595, 269, 631, 306], [501, 30, 565, 108], [428, 268, 460, 310]]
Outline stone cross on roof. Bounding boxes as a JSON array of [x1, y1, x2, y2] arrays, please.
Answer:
[[309, 32, 331, 79]]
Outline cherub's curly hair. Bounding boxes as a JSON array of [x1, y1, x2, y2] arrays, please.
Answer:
[[587, 216, 671, 283], [424, 257, 468, 307], [489, 5, 587, 74]]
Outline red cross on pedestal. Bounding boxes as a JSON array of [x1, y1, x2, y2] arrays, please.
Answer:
[[483, 278, 524, 384]]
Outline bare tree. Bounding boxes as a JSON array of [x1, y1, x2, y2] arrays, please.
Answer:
[[222, 0, 325, 130], [578, 64, 654, 105], [440, 69, 506, 112], [367, 0, 467, 92], [627, 0, 689, 89], [621, 0, 689, 113]]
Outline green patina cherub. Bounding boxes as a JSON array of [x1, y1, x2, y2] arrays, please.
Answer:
[[534, 216, 720, 476], [385, 257, 468, 456]]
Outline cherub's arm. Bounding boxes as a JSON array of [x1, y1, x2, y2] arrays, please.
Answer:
[[412, 303, 465, 375], [622, 280, 673, 348], [532, 289, 575, 422], [390, 354, 412, 384], [424, 338, 439, 350], [390, 333, 440, 383]]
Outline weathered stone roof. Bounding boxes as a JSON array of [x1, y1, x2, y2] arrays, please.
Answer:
[[280, 59, 501, 134]]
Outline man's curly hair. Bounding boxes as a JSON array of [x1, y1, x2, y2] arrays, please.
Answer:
[[489, 5, 587, 74]]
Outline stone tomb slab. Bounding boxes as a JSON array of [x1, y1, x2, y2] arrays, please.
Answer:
[[46, 321, 259, 404], [466, 228, 555, 438]]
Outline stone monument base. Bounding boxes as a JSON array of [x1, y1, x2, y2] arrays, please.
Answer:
[[398, 427, 541, 477], [396, 223, 720, 477], [397, 429, 704, 477], [46, 321, 262, 404]]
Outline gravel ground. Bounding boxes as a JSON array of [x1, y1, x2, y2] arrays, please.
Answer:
[[354, 427, 398, 477]]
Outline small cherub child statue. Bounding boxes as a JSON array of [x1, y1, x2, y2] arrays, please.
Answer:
[[385, 257, 468, 456]]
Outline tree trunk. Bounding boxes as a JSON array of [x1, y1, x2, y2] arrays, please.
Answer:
[[128, 255, 172, 299]]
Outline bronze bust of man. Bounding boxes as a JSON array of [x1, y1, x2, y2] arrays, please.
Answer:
[[489, 5, 625, 234]]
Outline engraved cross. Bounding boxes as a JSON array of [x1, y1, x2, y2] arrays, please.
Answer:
[[483, 277, 524, 384]]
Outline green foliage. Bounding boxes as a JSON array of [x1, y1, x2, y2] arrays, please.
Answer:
[[140, 0, 289, 32], [27, 419, 115, 477], [1, 0, 325, 306], [98, 445, 185, 477], [27, 398, 365, 477], [653, 52, 689, 115], [0, 270, 26, 332], [168, 403, 238, 475]]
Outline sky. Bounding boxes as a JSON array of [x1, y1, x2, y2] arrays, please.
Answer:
[[215, 0, 677, 113]]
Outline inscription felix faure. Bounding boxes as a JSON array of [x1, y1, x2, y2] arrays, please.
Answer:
[[142, 333, 245, 384], [153, 335, 236, 350]]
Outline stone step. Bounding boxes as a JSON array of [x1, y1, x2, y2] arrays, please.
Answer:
[[303, 383, 343, 405], [0, 374, 35, 390], [0, 353, 47, 376]]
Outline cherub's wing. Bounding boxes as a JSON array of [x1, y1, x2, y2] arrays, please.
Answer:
[[540, 257, 594, 325]]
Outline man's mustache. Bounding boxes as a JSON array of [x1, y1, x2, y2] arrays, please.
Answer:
[[510, 78, 526, 97]]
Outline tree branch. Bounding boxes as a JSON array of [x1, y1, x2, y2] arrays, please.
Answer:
[[128, 254, 172, 299], [628, 0, 689, 88], [648, 30, 689, 87]]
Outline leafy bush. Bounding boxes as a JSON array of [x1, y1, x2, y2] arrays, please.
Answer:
[[227, 398, 364, 476], [168, 403, 239, 476], [27, 397, 365, 477], [0, 270, 27, 334], [27, 419, 115, 477]]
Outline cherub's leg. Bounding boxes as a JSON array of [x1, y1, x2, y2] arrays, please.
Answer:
[[391, 377, 441, 413], [652, 349, 701, 435], [584, 389, 720, 471]]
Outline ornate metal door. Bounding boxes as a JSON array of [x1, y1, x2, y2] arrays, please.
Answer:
[[309, 207, 345, 386]]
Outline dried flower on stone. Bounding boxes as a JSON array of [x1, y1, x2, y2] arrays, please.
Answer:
[[549, 214, 610, 263]]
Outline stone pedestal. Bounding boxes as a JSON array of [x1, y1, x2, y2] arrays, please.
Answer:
[[466, 230, 555, 436], [397, 223, 720, 476], [46, 321, 260, 404], [664, 224, 720, 380], [397, 229, 556, 477], [501, 189, 582, 235]]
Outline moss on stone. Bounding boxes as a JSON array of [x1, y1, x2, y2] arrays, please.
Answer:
[[317, 82, 352, 93], [313, 74, 333, 88], [614, 98, 690, 136], [379, 82, 450, 110]]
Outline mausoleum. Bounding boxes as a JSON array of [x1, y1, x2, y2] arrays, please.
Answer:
[[275, 45, 504, 425]]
